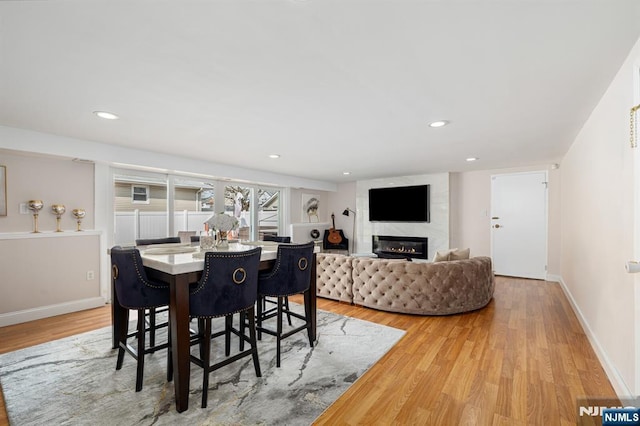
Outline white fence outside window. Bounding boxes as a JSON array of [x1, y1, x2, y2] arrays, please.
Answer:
[[114, 210, 277, 246]]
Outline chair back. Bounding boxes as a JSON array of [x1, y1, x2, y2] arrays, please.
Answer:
[[135, 237, 181, 246], [263, 235, 291, 243], [110, 246, 169, 309], [259, 242, 314, 296], [189, 247, 262, 318]]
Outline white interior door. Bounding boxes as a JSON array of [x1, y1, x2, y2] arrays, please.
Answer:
[[491, 171, 548, 279]]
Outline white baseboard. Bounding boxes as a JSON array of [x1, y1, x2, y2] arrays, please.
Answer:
[[546, 273, 561, 283], [0, 297, 106, 327], [555, 276, 634, 400]]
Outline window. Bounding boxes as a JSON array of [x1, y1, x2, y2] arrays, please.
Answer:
[[173, 178, 216, 234], [112, 168, 284, 246], [114, 175, 168, 246], [131, 185, 150, 204]]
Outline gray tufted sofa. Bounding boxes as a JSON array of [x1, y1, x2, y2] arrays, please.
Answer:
[[316, 253, 495, 315]]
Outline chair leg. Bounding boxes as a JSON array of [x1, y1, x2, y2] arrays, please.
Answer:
[[201, 318, 212, 408], [224, 315, 232, 357], [148, 307, 156, 347], [284, 296, 292, 326], [198, 318, 206, 360], [135, 312, 146, 392], [247, 306, 261, 377], [276, 297, 283, 368], [167, 313, 173, 383], [239, 311, 246, 351], [256, 296, 264, 340], [115, 309, 130, 370], [304, 290, 314, 348]]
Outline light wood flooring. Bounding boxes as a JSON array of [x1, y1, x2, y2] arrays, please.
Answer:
[[0, 276, 618, 425]]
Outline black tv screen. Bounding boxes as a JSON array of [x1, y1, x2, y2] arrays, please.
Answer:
[[368, 184, 430, 222]]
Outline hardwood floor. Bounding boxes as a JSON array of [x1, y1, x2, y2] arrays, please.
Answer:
[[0, 276, 618, 425]]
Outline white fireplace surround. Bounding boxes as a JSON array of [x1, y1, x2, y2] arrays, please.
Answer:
[[355, 173, 450, 257]]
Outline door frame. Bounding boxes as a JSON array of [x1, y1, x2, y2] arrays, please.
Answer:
[[490, 170, 549, 280], [633, 61, 640, 396]]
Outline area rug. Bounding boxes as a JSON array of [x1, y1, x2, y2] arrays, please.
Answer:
[[0, 306, 404, 425]]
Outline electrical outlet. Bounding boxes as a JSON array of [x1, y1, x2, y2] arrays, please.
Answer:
[[86, 271, 95, 280], [19, 203, 29, 214]]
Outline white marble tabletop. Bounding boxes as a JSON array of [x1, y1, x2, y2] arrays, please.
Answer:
[[140, 242, 282, 275]]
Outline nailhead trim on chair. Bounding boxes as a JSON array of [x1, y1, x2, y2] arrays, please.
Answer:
[[190, 251, 259, 296], [190, 250, 260, 319], [130, 251, 167, 290]]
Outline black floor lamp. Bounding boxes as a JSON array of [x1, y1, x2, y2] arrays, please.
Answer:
[[342, 208, 356, 254]]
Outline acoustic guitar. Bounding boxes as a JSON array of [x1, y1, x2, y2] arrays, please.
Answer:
[[327, 213, 343, 244]]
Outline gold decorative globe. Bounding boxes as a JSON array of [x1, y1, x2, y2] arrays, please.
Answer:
[[27, 200, 44, 233], [72, 208, 86, 231], [51, 204, 66, 232]]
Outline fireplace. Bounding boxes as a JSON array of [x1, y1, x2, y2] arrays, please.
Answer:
[[372, 235, 428, 260]]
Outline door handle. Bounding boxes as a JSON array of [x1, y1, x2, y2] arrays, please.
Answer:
[[491, 216, 500, 220]]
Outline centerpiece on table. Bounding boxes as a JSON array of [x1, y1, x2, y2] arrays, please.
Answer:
[[204, 212, 239, 249]]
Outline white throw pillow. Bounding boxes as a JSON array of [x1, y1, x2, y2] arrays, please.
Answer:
[[450, 248, 470, 260], [433, 249, 455, 262]]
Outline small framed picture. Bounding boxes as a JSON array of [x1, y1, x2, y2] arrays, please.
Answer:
[[301, 193, 319, 222], [0, 166, 6, 216]]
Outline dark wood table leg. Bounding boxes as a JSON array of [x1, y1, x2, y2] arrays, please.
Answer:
[[170, 274, 192, 413]]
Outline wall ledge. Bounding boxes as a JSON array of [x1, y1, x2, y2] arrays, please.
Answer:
[[0, 297, 106, 327], [0, 230, 101, 240]]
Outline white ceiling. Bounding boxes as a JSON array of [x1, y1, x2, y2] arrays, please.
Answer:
[[1, 1, 640, 184]]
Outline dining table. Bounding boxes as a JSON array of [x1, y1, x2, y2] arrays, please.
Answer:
[[110, 241, 318, 413]]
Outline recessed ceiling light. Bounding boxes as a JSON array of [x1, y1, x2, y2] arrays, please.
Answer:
[[429, 120, 449, 128], [343, 171, 351, 175], [466, 157, 478, 162], [94, 111, 119, 120], [268, 154, 280, 159]]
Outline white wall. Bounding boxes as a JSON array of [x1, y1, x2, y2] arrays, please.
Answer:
[[560, 36, 640, 397], [327, 181, 357, 243], [0, 125, 337, 193], [354, 173, 449, 257]]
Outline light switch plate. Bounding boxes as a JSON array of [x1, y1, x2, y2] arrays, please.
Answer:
[[19, 203, 29, 214]]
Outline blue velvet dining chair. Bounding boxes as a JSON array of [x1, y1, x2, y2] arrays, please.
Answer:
[[132, 236, 181, 346], [189, 247, 262, 408], [256, 242, 315, 367], [260, 234, 293, 324], [110, 246, 172, 392]]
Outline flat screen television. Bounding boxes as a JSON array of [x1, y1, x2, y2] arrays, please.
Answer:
[[368, 184, 430, 222]]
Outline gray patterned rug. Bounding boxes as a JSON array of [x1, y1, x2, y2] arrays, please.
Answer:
[[0, 306, 404, 425]]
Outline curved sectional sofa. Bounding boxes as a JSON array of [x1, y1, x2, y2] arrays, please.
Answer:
[[316, 253, 495, 315]]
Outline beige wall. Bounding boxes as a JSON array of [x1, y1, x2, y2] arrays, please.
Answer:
[[450, 164, 562, 276], [0, 150, 94, 232], [559, 36, 640, 397], [0, 150, 102, 325], [0, 233, 101, 315]]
